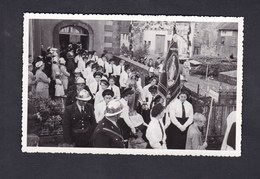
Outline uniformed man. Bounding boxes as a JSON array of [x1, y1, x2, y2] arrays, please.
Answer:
[[67, 68, 82, 91], [63, 89, 96, 147], [65, 77, 94, 106], [93, 99, 125, 148]]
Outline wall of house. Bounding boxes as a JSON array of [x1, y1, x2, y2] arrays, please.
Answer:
[[216, 30, 238, 58], [29, 19, 123, 61]]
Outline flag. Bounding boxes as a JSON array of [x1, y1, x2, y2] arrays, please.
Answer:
[[158, 31, 181, 106]]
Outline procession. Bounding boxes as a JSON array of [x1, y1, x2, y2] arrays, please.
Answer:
[[25, 18, 239, 152]]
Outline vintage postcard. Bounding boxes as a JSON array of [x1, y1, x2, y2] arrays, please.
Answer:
[[22, 13, 243, 156]]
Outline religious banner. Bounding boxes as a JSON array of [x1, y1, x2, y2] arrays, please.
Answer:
[[158, 28, 181, 106]]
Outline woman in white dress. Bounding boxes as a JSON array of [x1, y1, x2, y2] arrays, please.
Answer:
[[59, 57, 70, 93]]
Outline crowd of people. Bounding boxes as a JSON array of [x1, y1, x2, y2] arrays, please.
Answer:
[[27, 43, 235, 151]]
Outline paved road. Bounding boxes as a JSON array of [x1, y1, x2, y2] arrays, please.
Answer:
[[185, 74, 236, 96]]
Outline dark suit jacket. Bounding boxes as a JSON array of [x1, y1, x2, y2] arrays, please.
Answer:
[[93, 117, 125, 148], [63, 102, 96, 145]]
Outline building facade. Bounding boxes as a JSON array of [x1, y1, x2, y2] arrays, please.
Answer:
[[216, 23, 238, 58], [28, 19, 123, 60]]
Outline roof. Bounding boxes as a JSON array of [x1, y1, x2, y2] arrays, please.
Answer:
[[218, 23, 238, 31]]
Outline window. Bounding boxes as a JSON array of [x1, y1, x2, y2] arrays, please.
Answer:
[[144, 40, 147, 45], [60, 26, 88, 35], [148, 41, 151, 46]]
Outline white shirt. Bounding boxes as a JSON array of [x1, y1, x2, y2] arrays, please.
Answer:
[[109, 64, 117, 76], [91, 55, 99, 62], [97, 58, 104, 66], [94, 101, 106, 123], [115, 65, 124, 76], [119, 71, 128, 88], [51, 64, 60, 80], [146, 117, 167, 149], [97, 59, 109, 75], [108, 85, 121, 100], [142, 84, 151, 101], [76, 56, 85, 71], [120, 98, 135, 129], [82, 67, 94, 86], [166, 99, 194, 129], [106, 63, 112, 74], [76, 101, 84, 112], [94, 89, 104, 107], [89, 80, 100, 96], [82, 67, 91, 79]]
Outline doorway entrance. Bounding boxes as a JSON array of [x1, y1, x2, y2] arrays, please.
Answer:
[[59, 26, 89, 53]]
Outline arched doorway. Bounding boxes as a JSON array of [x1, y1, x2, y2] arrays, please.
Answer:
[[59, 26, 89, 54], [53, 20, 94, 53]]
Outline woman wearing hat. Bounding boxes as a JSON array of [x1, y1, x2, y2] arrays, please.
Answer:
[[54, 72, 65, 101], [94, 79, 109, 108], [94, 89, 114, 123], [93, 99, 125, 148], [165, 90, 194, 149], [28, 63, 36, 95], [59, 57, 70, 93], [35, 61, 51, 98], [75, 49, 85, 71]]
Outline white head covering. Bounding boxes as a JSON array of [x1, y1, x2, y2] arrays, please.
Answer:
[[59, 57, 66, 65], [149, 67, 154, 73], [221, 111, 236, 150], [35, 61, 44, 68], [53, 57, 59, 63], [76, 89, 92, 101]]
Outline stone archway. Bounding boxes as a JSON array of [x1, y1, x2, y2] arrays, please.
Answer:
[[53, 20, 94, 51]]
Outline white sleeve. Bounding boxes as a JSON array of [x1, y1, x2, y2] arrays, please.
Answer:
[[119, 74, 125, 87], [120, 106, 134, 129], [146, 123, 163, 149], [94, 104, 103, 123]]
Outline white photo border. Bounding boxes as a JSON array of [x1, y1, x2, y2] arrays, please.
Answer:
[[22, 13, 243, 157]]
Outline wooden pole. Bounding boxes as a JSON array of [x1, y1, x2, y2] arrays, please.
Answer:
[[205, 97, 214, 142], [206, 64, 209, 94]]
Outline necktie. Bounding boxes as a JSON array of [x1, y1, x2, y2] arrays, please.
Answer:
[[97, 83, 99, 93], [158, 121, 164, 142], [81, 106, 84, 113], [120, 66, 122, 73], [150, 97, 154, 110], [104, 62, 106, 73], [182, 102, 186, 118], [111, 65, 114, 74]]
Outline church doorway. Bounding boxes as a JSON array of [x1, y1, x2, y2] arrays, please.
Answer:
[[59, 26, 89, 53]]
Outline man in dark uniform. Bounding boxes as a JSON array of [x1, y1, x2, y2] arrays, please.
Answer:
[[43, 47, 53, 78], [67, 68, 82, 91], [63, 89, 96, 147], [65, 77, 94, 106], [93, 99, 125, 148]]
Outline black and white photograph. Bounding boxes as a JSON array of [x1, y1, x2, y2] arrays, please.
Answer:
[[22, 14, 243, 156]]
